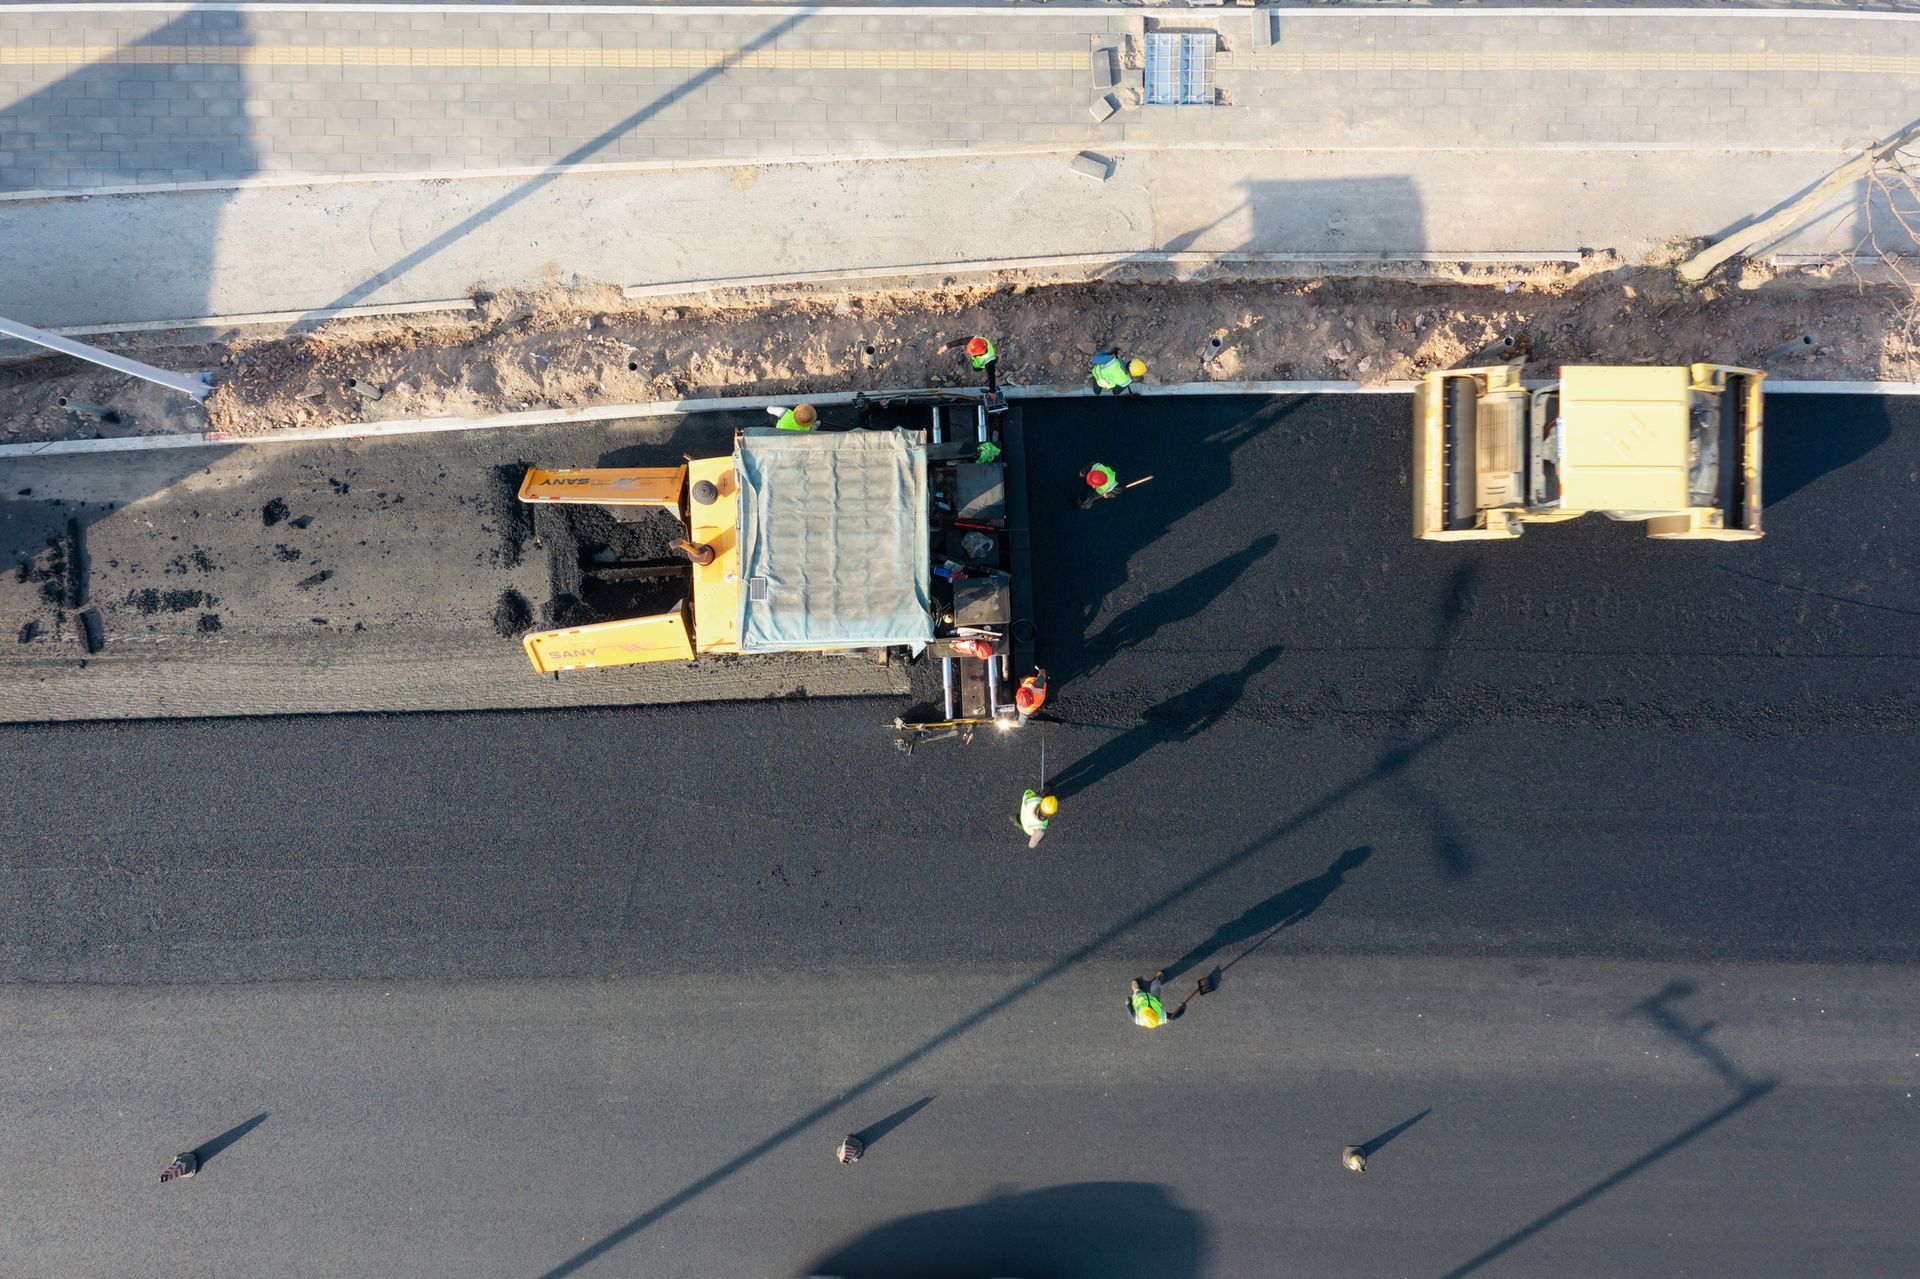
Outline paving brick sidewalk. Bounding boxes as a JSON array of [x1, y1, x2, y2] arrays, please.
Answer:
[[4, 6, 1920, 192]]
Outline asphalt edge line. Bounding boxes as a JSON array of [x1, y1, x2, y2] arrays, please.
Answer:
[[4, 3, 1916, 21], [4, 379, 1912, 459]]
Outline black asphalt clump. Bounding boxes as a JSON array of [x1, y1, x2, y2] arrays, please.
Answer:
[[274, 545, 301, 562], [18, 620, 41, 644], [128, 588, 217, 615], [66, 518, 89, 608], [79, 608, 104, 655], [487, 463, 536, 569], [296, 571, 333, 590], [289, 515, 314, 530], [261, 498, 290, 527], [492, 588, 534, 638], [197, 614, 223, 634]]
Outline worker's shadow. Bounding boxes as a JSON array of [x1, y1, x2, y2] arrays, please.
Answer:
[[1048, 644, 1283, 799], [1069, 534, 1280, 682], [1163, 846, 1372, 983]]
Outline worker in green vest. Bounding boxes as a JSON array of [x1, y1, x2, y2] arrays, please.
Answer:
[[1073, 462, 1122, 510], [966, 336, 999, 395], [1129, 971, 1167, 1029], [1090, 352, 1146, 395], [769, 403, 818, 431], [1017, 788, 1057, 848]]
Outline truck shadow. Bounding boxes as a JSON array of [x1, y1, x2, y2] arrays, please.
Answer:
[[805, 1181, 1209, 1279]]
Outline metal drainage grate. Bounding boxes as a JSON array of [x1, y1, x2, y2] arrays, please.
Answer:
[[1144, 32, 1215, 106]]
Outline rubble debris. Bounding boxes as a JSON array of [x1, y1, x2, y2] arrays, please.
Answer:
[[127, 587, 217, 615], [261, 497, 290, 527], [295, 570, 333, 589], [197, 613, 223, 634]]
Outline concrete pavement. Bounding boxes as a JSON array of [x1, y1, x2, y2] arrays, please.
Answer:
[[2, 959, 1913, 1277], [5, 5, 1920, 327]]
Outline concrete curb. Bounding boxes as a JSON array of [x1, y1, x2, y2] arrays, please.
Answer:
[[3, 379, 1913, 459]]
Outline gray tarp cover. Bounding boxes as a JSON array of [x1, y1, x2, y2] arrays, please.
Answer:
[[734, 428, 933, 652]]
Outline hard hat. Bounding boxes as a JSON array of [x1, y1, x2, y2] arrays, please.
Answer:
[[966, 337, 990, 357], [1015, 685, 1041, 711], [794, 403, 818, 425], [1127, 359, 1148, 378], [1138, 1004, 1163, 1027], [1086, 467, 1111, 488], [1038, 795, 1058, 817]]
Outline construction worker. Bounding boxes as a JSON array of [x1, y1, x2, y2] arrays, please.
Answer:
[[1091, 352, 1147, 395], [966, 336, 999, 395], [1074, 463, 1122, 510], [1018, 788, 1057, 848], [1130, 971, 1167, 1029], [1014, 668, 1048, 722], [769, 403, 818, 431]]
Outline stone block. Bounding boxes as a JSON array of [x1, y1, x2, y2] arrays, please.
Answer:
[[1069, 150, 1113, 180]]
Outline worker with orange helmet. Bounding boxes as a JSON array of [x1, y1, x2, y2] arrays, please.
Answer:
[[1017, 788, 1058, 848], [966, 336, 999, 395], [1091, 352, 1146, 395], [1014, 668, 1048, 721], [1130, 971, 1167, 1029], [770, 403, 818, 431]]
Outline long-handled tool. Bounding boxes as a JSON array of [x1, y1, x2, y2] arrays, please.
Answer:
[[1122, 475, 1155, 490], [1172, 971, 1215, 1018]]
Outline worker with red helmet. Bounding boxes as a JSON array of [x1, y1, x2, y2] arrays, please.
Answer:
[[965, 335, 999, 395], [1074, 463, 1122, 510], [1014, 668, 1048, 722]]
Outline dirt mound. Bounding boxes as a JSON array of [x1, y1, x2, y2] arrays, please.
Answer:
[[2, 257, 1914, 444]]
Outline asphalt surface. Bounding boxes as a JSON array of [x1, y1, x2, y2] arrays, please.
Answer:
[[5, 960, 1915, 1279], [2, 393, 1917, 982], [1, 392, 1917, 1276]]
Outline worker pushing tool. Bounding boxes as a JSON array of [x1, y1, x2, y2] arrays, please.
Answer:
[[1129, 972, 1167, 1028], [1014, 668, 1048, 722], [1091, 352, 1147, 395], [966, 336, 999, 395]]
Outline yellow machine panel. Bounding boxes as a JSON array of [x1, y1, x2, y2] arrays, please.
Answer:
[[518, 467, 685, 507], [685, 455, 743, 654], [522, 607, 695, 672], [1555, 366, 1692, 515]]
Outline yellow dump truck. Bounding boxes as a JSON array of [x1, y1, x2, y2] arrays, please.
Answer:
[[515, 396, 1029, 724], [1412, 363, 1764, 541]]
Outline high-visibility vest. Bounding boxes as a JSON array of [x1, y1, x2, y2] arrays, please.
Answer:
[[1085, 464, 1120, 497], [969, 338, 997, 370], [774, 408, 813, 431], [1131, 990, 1166, 1027], [1091, 353, 1133, 390], [1018, 788, 1050, 836]]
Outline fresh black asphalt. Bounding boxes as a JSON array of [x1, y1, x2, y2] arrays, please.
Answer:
[[1, 393, 1915, 983]]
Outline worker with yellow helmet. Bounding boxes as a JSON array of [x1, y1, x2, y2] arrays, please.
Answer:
[[1091, 352, 1147, 395], [1018, 788, 1058, 848], [1130, 971, 1167, 1028]]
